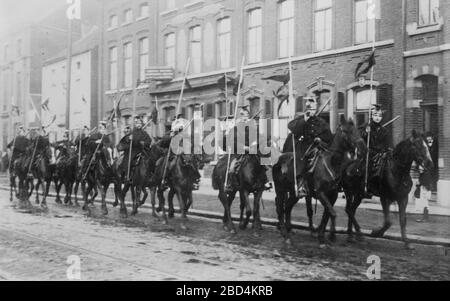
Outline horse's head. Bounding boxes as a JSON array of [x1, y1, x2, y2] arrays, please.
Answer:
[[334, 118, 364, 160], [409, 130, 434, 171]]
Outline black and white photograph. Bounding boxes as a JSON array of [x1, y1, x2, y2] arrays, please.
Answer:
[[0, 0, 449, 284]]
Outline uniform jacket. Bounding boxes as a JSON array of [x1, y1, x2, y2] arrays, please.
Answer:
[[284, 115, 333, 154], [360, 122, 390, 153], [7, 136, 29, 154]]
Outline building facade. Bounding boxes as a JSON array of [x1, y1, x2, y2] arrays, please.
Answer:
[[42, 28, 100, 141]]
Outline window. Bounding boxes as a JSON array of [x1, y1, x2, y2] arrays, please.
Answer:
[[139, 38, 149, 82], [314, 0, 332, 51], [17, 39, 22, 57], [16, 72, 21, 105], [165, 33, 176, 68], [279, 0, 295, 58], [190, 26, 202, 74], [248, 8, 262, 64], [109, 15, 118, 28], [124, 9, 133, 24], [355, 0, 375, 44], [139, 3, 149, 18], [217, 17, 231, 69], [123, 42, 133, 88], [109, 47, 118, 90], [419, 0, 439, 26], [354, 88, 377, 127]]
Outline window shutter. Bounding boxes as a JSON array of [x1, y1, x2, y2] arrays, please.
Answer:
[[337, 92, 345, 110], [265, 99, 272, 117], [377, 84, 393, 143], [296, 96, 304, 113]]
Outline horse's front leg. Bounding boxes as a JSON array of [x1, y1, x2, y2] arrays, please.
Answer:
[[239, 190, 252, 230], [398, 197, 413, 250], [157, 187, 168, 225], [175, 188, 187, 230], [99, 180, 109, 216], [305, 196, 317, 236], [40, 179, 51, 209], [347, 193, 364, 242], [119, 182, 130, 218], [168, 188, 176, 218], [285, 194, 298, 234], [65, 181, 74, 206], [130, 185, 138, 216], [113, 181, 121, 208], [252, 190, 263, 232], [150, 186, 158, 218], [219, 189, 236, 233], [81, 180, 92, 212], [139, 187, 148, 207], [55, 179, 63, 204], [371, 197, 392, 238], [319, 191, 338, 245]]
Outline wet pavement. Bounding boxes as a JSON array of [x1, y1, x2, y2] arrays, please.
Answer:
[[0, 187, 449, 281]]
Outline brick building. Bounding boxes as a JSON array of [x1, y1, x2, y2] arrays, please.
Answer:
[[97, 0, 448, 206], [0, 5, 77, 150]]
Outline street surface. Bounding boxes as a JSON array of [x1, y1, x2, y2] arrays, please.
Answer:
[[0, 185, 449, 281]]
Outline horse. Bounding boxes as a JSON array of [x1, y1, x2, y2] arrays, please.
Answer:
[[152, 153, 200, 230], [212, 154, 269, 234], [273, 118, 361, 248], [54, 144, 78, 206], [117, 142, 164, 217], [28, 146, 54, 209], [344, 131, 433, 249], [80, 145, 118, 216]]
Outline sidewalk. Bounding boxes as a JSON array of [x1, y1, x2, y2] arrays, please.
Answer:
[[197, 171, 450, 217]]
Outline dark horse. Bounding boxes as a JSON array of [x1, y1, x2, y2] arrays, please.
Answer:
[[342, 131, 433, 249], [80, 146, 119, 216], [212, 154, 269, 233], [28, 147, 54, 208], [273, 119, 361, 247], [152, 153, 200, 230], [117, 142, 164, 218], [54, 144, 78, 206]]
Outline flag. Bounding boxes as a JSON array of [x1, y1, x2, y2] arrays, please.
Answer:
[[232, 75, 243, 96], [41, 98, 50, 112], [263, 73, 291, 85], [81, 96, 87, 104], [217, 74, 243, 96], [217, 74, 231, 91], [367, 0, 381, 20], [150, 107, 158, 125], [184, 78, 193, 90], [355, 50, 376, 79]]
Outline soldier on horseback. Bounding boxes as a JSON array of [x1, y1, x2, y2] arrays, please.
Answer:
[[283, 95, 333, 198], [360, 104, 391, 196], [55, 130, 73, 164], [160, 114, 201, 190], [224, 106, 271, 194], [88, 120, 114, 168], [118, 116, 152, 180], [7, 125, 29, 175]]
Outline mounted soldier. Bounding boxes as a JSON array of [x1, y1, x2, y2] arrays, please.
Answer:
[[87, 120, 114, 168], [160, 114, 201, 190], [30, 126, 52, 163], [55, 130, 73, 165], [224, 106, 271, 194], [360, 104, 391, 195], [74, 126, 91, 162], [7, 125, 29, 174], [283, 94, 333, 198]]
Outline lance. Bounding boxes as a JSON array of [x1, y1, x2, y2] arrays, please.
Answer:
[[160, 58, 191, 187], [224, 56, 245, 191], [383, 115, 400, 128]]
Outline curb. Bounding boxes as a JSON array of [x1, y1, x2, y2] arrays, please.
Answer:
[[1, 186, 449, 250]]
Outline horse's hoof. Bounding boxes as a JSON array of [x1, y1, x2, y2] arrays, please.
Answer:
[[102, 208, 108, 216], [113, 201, 119, 208], [156, 207, 162, 213], [239, 223, 247, 230], [168, 211, 175, 219], [131, 210, 138, 216], [55, 199, 62, 205], [371, 230, 383, 238], [82, 205, 88, 211], [35, 199, 40, 205]]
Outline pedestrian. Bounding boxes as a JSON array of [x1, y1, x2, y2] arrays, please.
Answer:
[[425, 132, 439, 191], [414, 164, 433, 223]]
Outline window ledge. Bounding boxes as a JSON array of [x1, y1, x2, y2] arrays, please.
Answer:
[[184, 0, 205, 10], [136, 16, 149, 22], [106, 26, 118, 32], [160, 8, 178, 17], [407, 19, 444, 36], [121, 21, 133, 27]]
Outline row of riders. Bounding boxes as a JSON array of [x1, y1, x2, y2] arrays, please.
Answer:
[[7, 95, 433, 249]]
